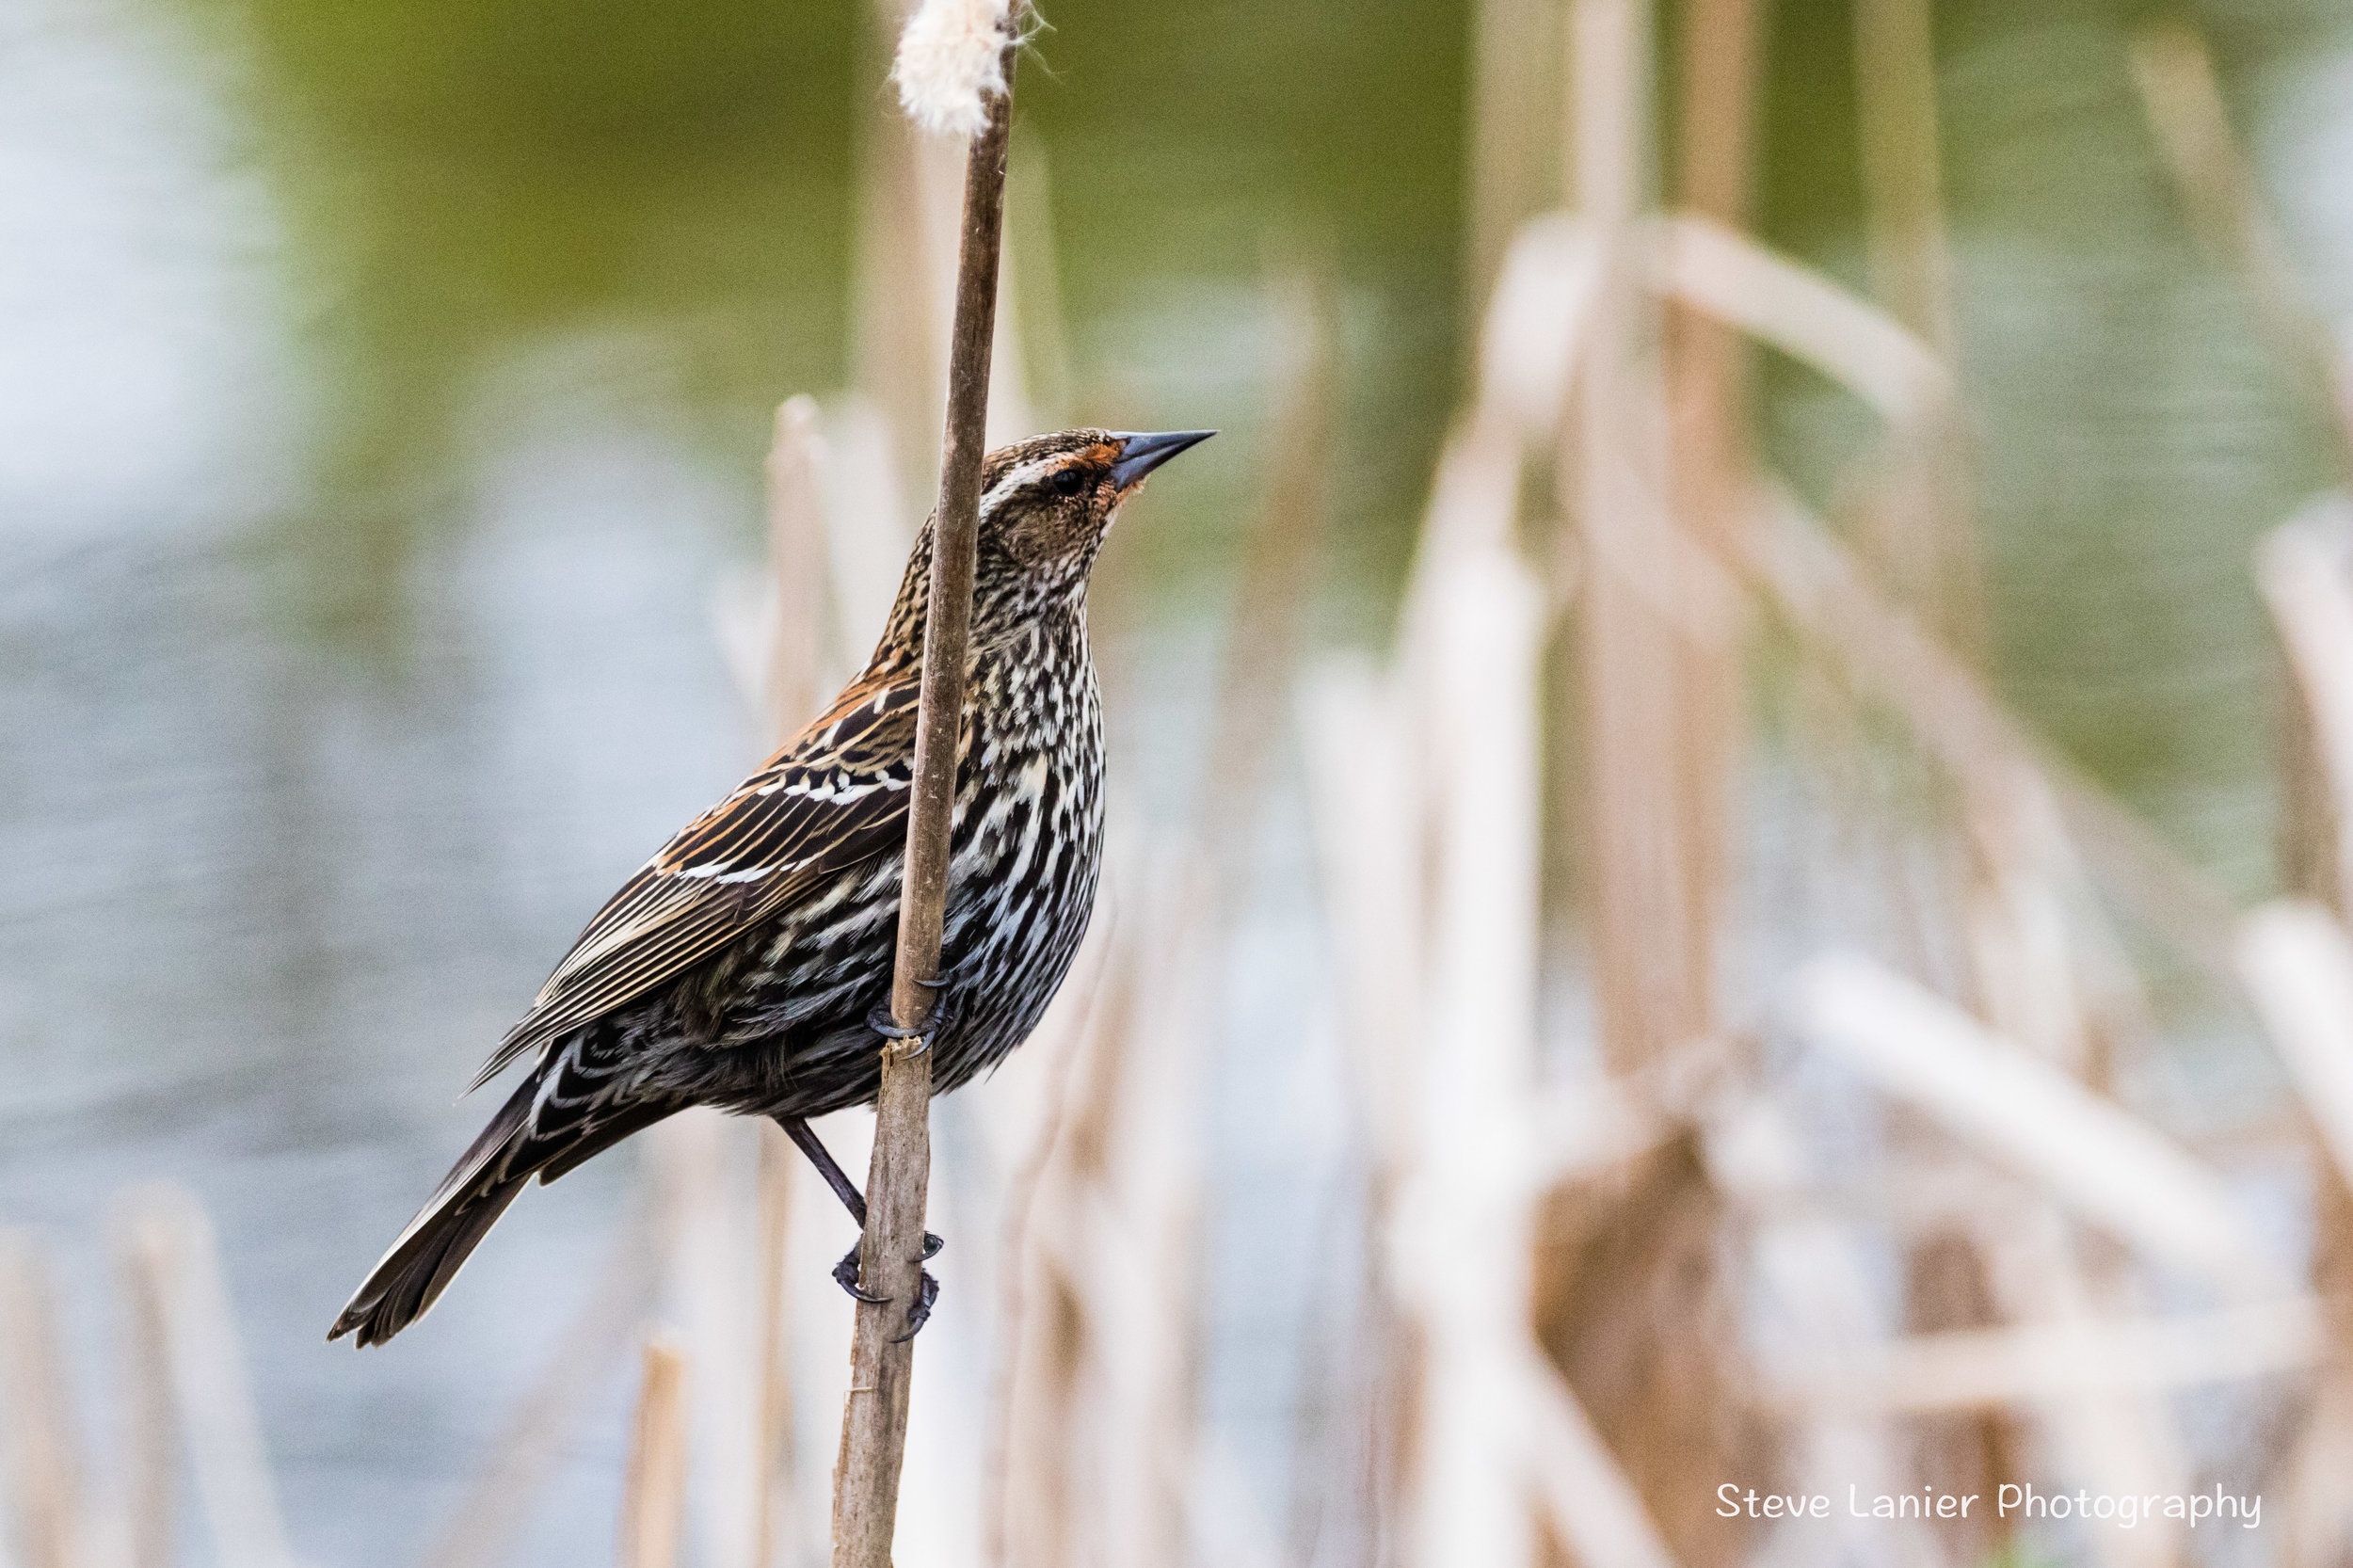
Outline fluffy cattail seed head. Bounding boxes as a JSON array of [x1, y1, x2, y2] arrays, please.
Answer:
[[892, 0, 1016, 137]]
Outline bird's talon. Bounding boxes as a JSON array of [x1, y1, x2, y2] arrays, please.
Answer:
[[890, 1270, 941, 1342], [866, 985, 964, 1042], [832, 1246, 889, 1304]]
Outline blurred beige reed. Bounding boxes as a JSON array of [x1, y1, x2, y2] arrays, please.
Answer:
[[1289, 4, 2353, 1568], [0, 1187, 301, 1568]]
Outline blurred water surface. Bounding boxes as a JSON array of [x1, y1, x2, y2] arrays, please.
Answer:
[[6, 0, 2353, 1560]]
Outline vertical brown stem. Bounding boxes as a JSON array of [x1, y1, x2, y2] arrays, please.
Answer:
[[832, 33, 1019, 1568], [1575, 0, 1711, 1074], [0, 1231, 81, 1568], [1854, 0, 1955, 358], [1465, 0, 1563, 315], [854, 0, 959, 507], [1202, 267, 1338, 900], [619, 1336, 692, 1568], [752, 1128, 797, 1568], [753, 394, 830, 1568], [117, 1215, 179, 1568], [122, 1187, 299, 1568], [1665, 0, 1764, 1062], [1851, 5, 2017, 1543], [1851, 0, 1983, 653], [1540, 4, 1772, 1560], [2272, 550, 2353, 1536], [766, 396, 833, 743]]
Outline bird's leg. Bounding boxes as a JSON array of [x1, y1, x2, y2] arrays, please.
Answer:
[[776, 1115, 886, 1304], [778, 1113, 866, 1224], [774, 1114, 943, 1319]]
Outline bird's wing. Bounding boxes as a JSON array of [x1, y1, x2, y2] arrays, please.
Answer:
[[471, 666, 926, 1088]]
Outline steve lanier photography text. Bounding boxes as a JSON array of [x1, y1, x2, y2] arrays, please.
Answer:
[[1717, 1483, 2262, 1529]]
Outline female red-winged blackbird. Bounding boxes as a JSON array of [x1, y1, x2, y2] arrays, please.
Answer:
[[331, 426, 1212, 1348]]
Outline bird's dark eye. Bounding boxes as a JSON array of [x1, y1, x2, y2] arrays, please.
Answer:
[[1049, 467, 1088, 497]]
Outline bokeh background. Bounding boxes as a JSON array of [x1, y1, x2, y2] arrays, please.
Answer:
[[10, 0, 2353, 1565]]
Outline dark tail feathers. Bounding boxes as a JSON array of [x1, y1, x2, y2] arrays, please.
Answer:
[[329, 1068, 679, 1347], [328, 1077, 538, 1348]]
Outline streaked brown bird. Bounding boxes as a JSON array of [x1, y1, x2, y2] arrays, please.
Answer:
[[331, 426, 1213, 1347]]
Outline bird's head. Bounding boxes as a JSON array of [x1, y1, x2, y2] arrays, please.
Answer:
[[968, 426, 1214, 618], [876, 427, 1213, 662]]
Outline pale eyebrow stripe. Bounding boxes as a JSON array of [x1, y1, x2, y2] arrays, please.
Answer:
[[980, 455, 1062, 515]]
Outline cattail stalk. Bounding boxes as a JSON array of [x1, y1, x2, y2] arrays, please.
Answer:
[[832, 6, 1018, 1563]]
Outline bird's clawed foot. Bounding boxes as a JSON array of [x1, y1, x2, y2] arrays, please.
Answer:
[[831, 1246, 888, 1304], [864, 971, 967, 1044], [831, 1231, 946, 1336], [893, 1270, 940, 1342]]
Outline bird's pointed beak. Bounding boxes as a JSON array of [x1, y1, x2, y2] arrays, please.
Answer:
[[1108, 429, 1216, 491]]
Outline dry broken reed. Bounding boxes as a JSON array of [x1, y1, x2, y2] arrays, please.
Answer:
[[0, 1187, 303, 1568]]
